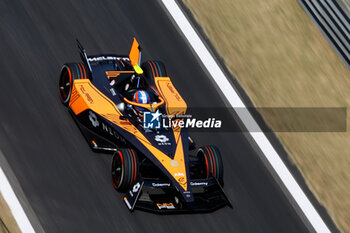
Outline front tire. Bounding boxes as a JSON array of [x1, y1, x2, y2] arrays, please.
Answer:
[[111, 149, 139, 192], [197, 145, 224, 186]]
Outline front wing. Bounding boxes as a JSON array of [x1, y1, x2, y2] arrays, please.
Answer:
[[123, 177, 232, 213]]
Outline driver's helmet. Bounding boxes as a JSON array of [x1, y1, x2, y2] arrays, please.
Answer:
[[133, 90, 150, 114]]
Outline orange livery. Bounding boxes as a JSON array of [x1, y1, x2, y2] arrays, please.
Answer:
[[58, 38, 231, 213]]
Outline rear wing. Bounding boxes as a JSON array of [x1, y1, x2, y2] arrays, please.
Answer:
[[76, 38, 143, 75], [87, 54, 130, 63]]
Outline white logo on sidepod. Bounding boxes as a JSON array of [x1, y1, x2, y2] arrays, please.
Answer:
[[155, 135, 169, 143], [89, 111, 99, 127]]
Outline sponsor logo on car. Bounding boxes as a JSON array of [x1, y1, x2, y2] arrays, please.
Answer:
[[155, 135, 168, 143], [170, 161, 179, 167], [156, 203, 175, 210], [128, 182, 141, 197], [177, 177, 187, 186], [154, 135, 171, 146], [79, 85, 93, 104], [166, 83, 181, 101], [88, 56, 129, 62], [190, 182, 208, 186], [88, 111, 127, 144], [152, 183, 171, 187], [89, 111, 99, 127], [174, 172, 184, 177]]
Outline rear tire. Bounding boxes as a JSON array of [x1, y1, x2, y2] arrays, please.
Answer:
[[58, 63, 88, 106], [197, 145, 224, 186], [141, 60, 167, 78], [111, 149, 139, 192]]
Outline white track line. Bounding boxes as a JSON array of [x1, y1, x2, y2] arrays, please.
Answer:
[[0, 166, 35, 233], [160, 0, 331, 232]]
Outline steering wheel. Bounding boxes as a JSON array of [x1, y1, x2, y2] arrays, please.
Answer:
[[123, 96, 165, 112]]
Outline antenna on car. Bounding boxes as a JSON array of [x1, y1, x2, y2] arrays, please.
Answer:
[[76, 39, 93, 77]]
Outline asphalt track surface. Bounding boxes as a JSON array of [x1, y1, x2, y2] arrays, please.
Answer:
[[0, 0, 312, 232]]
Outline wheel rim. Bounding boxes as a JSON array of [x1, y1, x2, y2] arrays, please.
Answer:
[[59, 67, 72, 103], [112, 152, 124, 188]]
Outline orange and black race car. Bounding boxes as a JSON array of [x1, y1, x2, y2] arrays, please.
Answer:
[[58, 38, 231, 213]]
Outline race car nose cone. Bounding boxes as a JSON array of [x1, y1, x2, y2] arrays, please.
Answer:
[[182, 190, 194, 202]]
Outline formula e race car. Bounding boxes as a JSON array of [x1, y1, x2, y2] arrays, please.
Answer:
[[58, 38, 231, 213]]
